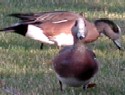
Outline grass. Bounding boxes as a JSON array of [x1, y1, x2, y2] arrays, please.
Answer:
[[0, 0, 125, 95], [0, 35, 125, 95]]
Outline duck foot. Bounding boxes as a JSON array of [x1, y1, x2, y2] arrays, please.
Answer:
[[83, 83, 96, 90]]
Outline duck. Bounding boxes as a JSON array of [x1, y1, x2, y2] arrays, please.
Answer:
[[52, 17, 99, 90], [0, 11, 122, 50]]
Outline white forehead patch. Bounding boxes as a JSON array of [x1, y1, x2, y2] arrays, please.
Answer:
[[76, 17, 86, 38], [116, 24, 121, 34]]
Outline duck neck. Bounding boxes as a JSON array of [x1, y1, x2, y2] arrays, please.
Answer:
[[73, 37, 86, 51], [95, 23, 120, 40], [94, 23, 105, 34]]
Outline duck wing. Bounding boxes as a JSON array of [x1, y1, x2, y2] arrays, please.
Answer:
[[8, 11, 80, 23]]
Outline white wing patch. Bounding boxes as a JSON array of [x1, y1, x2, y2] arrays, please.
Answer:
[[26, 25, 74, 46], [53, 33, 73, 46], [52, 20, 68, 23], [26, 25, 54, 44]]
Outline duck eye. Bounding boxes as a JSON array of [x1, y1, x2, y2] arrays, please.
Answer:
[[74, 21, 78, 27]]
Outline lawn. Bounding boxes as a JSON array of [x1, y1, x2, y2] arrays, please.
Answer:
[[0, 0, 125, 95]]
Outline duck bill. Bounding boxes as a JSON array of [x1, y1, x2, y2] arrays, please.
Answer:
[[113, 39, 122, 50], [77, 32, 85, 40]]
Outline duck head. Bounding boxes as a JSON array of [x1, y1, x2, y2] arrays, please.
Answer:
[[72, 17, 87, 42], [94, 18, 122, 50]]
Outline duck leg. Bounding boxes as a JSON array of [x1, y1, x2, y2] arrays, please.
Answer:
[[40, 43, 44, 49], [59, 80, 63, 91]]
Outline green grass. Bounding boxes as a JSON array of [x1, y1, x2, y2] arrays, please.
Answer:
[[0, 35, 125, 95], [0, 0, 125, 95]]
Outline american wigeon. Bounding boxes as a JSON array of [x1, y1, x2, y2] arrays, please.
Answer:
[[0, 11, 122, 50], [52, 17, 99, 90]]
